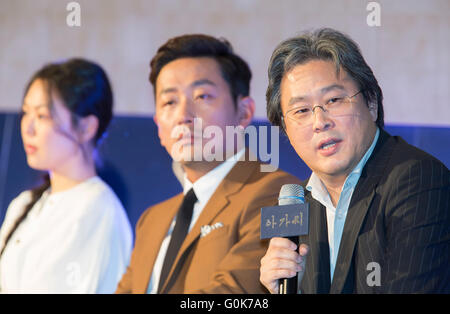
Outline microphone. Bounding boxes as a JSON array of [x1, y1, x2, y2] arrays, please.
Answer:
[[260, 184, 309, 294], [277, 184, 305, 294]]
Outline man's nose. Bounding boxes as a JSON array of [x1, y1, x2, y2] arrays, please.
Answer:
[[176, 97, 196, 125], [312, 106, 333, 132]]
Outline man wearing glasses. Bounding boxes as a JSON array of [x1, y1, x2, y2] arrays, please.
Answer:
[[260, 28, 449, 293]]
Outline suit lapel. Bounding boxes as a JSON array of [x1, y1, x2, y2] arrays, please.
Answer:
[[159, 158, 259, 293], [330, 130, 394, 293], [136, 194, 183, 293], [299, 194, 331, 293], [329, 187, 376, 293]]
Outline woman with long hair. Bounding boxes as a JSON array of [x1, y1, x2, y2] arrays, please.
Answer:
[[0, 58, 132, 293]]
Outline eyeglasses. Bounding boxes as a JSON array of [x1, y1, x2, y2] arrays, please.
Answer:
[[282, 90, 363, 127]]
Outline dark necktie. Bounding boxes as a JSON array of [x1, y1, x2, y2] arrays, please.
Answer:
[[158, 188, 197, 293]]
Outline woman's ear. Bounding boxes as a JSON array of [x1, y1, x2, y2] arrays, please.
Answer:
[[78, 115, 99, 143], [236, 96, 255, 128]]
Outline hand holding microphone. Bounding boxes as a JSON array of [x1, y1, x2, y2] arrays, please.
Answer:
[[260, 238, 309, 294], [259, 184, 310, 294]]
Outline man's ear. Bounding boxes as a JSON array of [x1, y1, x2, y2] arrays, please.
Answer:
[[368, 101, 378, 122], [78, 115, 99, 143], [236, 96, 255, 128]]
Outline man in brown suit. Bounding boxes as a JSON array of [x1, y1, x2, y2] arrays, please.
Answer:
[[116, 34, 300, 294]]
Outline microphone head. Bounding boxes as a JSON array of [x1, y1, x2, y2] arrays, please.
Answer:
[[278, 184, 305, 205]]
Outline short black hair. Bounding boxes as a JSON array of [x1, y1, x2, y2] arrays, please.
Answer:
[[149, 34, 252, 107]]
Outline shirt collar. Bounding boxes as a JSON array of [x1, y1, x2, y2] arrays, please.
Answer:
[[46, 176, 101, 202], [183, 148, 245, 207], [350, 127, 380, 177], [306, 128, 380, 202]]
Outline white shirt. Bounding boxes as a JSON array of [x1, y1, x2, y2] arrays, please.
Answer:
[[147, 148, 245, 293], [0, 176, 133, 293], [306, 128, 380, 281]]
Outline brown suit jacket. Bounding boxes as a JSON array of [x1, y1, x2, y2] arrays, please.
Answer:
[[116, 159, 300, 294]]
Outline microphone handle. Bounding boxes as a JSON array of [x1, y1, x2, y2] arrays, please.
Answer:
[[279, 236, 299, 294]]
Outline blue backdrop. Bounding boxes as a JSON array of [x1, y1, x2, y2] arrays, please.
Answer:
[[0, 112, 449, 231]]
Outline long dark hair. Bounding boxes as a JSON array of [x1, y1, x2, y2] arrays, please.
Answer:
[[0, 175, 50, 257], [0, 58, 113, 258]]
